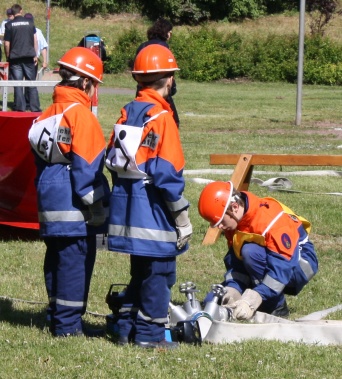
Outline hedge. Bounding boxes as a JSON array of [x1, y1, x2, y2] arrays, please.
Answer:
[[105, 27, 342, 85]]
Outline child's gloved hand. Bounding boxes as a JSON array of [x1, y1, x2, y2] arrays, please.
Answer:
[[230, 289, 262, 320], [172, 209, 192, 249]]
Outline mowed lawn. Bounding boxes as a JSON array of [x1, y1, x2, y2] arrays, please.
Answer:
[[1, 1, 342, 378]]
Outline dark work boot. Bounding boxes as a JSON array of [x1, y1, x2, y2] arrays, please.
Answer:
[[135, 340, 179, 350], [271, 300, 290, 318], [54, 327, 105, 338]]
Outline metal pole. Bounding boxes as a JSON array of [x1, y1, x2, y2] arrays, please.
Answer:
[[46, 0, 51, 66], [295, 0, 306, 126]]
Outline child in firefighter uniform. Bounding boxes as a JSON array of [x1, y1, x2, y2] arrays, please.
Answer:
[[198, 181, 318, 320], [28, 47, 110, 337], [106, 45, 192, 349]]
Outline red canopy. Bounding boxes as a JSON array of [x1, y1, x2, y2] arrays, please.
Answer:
[[0, 112, 41, 229]]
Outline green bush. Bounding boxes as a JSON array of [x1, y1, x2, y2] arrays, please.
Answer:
[[54, 0, 293, 22], [140, 0, 209, 24], [55, 0, 140, 16], [247, 34, 299, 82], [304, 62, 342, 85], [106, 26, 342, 85], [303, 36, 342, 85], [171, 27, 228, 82], [227, 0, 266, 20], [304, 36, 342, 64], [104, 27, 145, 74]]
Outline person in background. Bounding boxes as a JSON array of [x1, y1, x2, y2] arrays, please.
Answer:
[[198, 181, 318, 320], [28, 47, 110, 337], [4, 4, 41, 112], [24, 12, 48, 109], [105, 44, 192, 349], [78, 33, 107, 62], [24, 13, 48, 74], [135, 18, 180, 127], [0, 8, 14, 62]]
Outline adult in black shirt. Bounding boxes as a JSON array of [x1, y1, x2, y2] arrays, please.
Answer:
[[135, 18, 180, 128], [4, 4, 41, 112]]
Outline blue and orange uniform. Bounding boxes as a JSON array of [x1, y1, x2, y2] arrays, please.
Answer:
[[29, 85, 110, 335], [223, 192, 318, 313], [106, 87, 189, 343]]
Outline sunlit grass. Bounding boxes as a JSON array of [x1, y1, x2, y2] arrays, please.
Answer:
[[1, 1, 342, 378]]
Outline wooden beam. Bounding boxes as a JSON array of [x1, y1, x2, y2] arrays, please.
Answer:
[[230, 154, 254, 191], [210, 154, 342, 167], [202, 154, 253, 245]]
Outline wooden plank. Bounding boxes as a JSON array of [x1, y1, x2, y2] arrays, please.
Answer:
[[201, 226, 223, 246], [210, 154, 342, 167], [202, 154, 253, 245], [230, 154, 254, 191]]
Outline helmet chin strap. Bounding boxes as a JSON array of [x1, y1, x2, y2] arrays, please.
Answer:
[[226, 209, 240, 223]]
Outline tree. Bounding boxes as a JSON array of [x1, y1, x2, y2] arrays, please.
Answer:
[[307, 0, 342, 36]]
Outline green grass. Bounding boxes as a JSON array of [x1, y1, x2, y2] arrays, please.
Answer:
[[1, 1, 342, 378]]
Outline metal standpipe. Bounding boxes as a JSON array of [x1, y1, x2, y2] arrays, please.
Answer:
[[179, 281, 202, 315], [168, 282, 233, 342], [203, 284, 230, 322]]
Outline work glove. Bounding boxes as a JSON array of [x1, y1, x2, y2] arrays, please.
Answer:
[[230, 289, 262, 321], [172, 209, 193, 250], [87, 201, 106, 227], [221, 287, 242, 308]]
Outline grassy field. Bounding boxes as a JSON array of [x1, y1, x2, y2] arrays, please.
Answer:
[[1, 1, 342, 378]]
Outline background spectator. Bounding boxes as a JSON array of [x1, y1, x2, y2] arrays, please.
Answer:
[[78, 33, 107, 62], [135, 18, 180, 127], [0, 8, 14, 62], [4, 4, 41, 112], [24, 12, 48, 109]]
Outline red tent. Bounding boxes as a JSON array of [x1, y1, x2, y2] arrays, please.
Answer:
[[0, 112, 40, 229]]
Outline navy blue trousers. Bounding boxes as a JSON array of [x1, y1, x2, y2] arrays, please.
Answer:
[[117, 255, 176, 342], [44, 236, 97, 335]]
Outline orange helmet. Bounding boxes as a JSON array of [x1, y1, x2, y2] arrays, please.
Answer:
[[58, 47, 103, 83], [132, 44, 179, 82], [198, 181, 234, 227]]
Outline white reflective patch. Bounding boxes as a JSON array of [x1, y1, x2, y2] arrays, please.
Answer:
[[141, 131, 160, 150], [57, 126, 71, 144]]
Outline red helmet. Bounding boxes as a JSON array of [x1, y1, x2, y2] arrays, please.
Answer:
[[58, 47, 103, 83], [198, 181, 234, 227], [132, 44, 179, 81]]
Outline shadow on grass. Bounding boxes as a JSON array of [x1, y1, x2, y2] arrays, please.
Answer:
[[0, 225, 41, 241], [0, 298, 107, 336], [0, 297, 47, 331]]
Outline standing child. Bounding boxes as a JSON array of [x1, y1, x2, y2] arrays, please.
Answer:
[[106, 44, 192, 349], [29, 47, 110, 337], [134, 18, 180, 127]]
